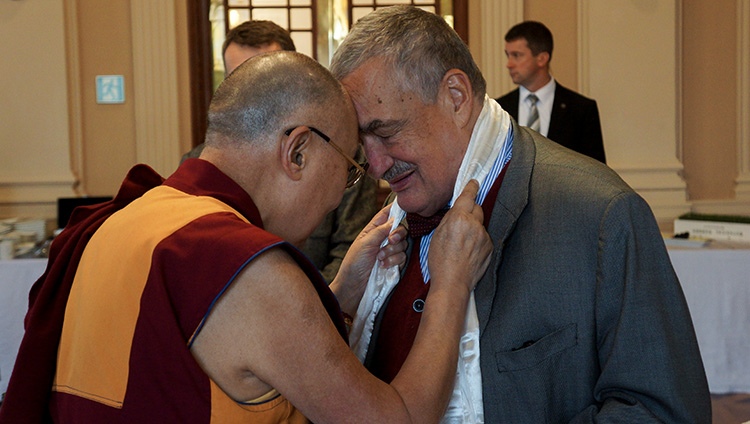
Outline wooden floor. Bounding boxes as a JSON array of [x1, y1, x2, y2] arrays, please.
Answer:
[[712, 393, 750, 424]]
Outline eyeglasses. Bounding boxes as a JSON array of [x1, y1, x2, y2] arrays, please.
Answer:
[[284, 126, 369, 188]]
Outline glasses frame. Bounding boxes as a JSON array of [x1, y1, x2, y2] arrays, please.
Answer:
[[284, 126, 369, 188]]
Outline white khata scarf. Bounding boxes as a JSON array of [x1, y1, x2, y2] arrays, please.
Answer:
[[350, 95, 513, 423]]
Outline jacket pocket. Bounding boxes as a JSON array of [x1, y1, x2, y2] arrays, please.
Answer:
[[494, 323, 577, 372]]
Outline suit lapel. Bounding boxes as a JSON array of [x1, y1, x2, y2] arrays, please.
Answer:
[[476, 121, 534, 336], [548, 84, 571, 139]]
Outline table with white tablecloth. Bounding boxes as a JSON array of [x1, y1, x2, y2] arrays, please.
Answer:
[[1, 248, 748, 401], [668, 245, 750, 394], [0, 258, 47, 395]]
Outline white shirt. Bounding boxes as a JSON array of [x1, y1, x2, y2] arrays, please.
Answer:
[[519, 77, 556, 137]]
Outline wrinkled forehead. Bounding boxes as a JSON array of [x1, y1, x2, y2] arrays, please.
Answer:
[[340, 60, 414, 128], [341, 58, 390, 96]]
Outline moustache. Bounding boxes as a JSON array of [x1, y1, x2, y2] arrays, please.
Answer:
[[383, 161, 416, 182]]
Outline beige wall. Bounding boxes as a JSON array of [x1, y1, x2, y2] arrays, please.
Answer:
[[0, 0, 74, 219], [75, 0, 138, 196], [1, 0, 749, 230], [682, 1, 737, 200], [0, 0, 191, 223], [471, 0, 750, 227], [524, 0, 577, 90]]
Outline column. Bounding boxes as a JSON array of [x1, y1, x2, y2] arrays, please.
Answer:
[[131, 0, 182, 177], [579, 0, 689, 224], [477, 0, 523, 97], [735, 0, 750, 201]]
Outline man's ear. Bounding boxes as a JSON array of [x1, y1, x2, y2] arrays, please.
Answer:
[[280, 127, 311, 182], [442, 69, 474, 128], [536, 51, 550, 68]]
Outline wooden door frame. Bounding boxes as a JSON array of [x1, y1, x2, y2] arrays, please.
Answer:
[[454, 0, 468, 44], [187, 0, 213, 148]]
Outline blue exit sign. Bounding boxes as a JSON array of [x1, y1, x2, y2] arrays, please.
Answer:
[[96, 75, 125, 104]]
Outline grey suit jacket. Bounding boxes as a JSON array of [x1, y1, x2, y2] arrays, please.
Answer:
[[474, 121, 710, 422]]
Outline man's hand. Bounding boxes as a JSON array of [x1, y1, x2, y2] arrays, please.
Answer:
[[429, 180, 493, 295]]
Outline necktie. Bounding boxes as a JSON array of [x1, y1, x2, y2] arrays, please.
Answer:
[[527, 94, 540, 132], [406, 207, 450, 238]]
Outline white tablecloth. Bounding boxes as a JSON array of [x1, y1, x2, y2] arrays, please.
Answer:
[[0, 250, 747, 397], [0, 258, 47, 395], [668, 246, 750, 394]]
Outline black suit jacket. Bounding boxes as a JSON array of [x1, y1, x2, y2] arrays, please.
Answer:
[[496, 83, 606, 163]]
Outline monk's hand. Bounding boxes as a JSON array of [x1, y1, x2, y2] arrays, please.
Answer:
[[332, 204, 407, 314]]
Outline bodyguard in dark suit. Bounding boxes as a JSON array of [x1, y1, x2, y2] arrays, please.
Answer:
[[496, 21, 606, 164]]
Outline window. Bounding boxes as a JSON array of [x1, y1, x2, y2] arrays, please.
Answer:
[[349, 0, 445, 25], [187, 0, 467, 147], [221, 0, 318, 59], [210, 0, 319, 92]]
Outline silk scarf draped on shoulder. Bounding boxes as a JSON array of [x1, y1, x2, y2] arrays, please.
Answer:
[[349, 95, 513, 424]]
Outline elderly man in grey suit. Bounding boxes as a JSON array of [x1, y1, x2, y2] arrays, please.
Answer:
[[496, 20, 606, 164], [330, 5, 710, 423]]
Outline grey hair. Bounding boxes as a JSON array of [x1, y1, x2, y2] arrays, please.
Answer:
[[206, 51, 345, 147], [330, 5, 486, 103]]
